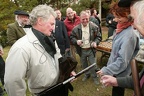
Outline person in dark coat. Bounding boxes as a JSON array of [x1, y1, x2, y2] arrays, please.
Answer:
[[90, 8, 101, 25], [52, 20, 70, 55], [70, 11, 102, 85], [106, 13, 117, 38], [55, 9, 66, 21], [85, 8, 102, 38]]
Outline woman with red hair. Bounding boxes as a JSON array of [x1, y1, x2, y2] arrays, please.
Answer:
[[97, 2, 139, 96]]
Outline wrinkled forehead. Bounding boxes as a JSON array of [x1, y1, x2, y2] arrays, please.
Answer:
[[55, 10, 61, 13], [66, 9, 73, 14], [80, 13, 89, 17]]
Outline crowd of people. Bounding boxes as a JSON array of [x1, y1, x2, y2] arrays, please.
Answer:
[[3, 5, 102, 96], [0, 0, 144, 96]]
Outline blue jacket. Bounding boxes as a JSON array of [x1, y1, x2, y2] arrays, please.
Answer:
[[101, 26, 139, 77]]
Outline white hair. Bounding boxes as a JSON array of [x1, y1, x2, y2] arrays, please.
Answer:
[[66, 7, 73, 13], [15, 15, 29, 25], [29, 4, 57, 25], [15, 15, 18, 21], [15, 15, 22, 25], [80, 11, 89, 17], [131, 0, 144, 24]]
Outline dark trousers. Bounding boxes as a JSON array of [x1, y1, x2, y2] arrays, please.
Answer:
[[108, 27, 115, 38], [0, 87, 3, 96], [38, 83, 73, 96], [112, 86, 125, 96]]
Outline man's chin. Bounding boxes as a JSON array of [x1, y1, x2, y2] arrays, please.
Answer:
[[69, 17, 74, 20], [48, 32, 52, 36]]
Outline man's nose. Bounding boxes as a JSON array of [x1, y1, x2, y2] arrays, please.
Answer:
[[24, 17, 29, 20]]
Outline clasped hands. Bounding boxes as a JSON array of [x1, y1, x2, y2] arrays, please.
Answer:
[[77, 40, 97, 48]]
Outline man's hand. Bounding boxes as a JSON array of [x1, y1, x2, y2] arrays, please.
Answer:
[[96, 70, 104, 76], [91, 42, 97, 48], [77, 40, 83, 46], [70, 71, 77, 82], [109, 20, 112, 24], [65, 48, 70, 52], [100, 75, 118, 87]]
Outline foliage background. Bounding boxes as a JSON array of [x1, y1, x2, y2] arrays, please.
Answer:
[[0, 0, 119, 47]]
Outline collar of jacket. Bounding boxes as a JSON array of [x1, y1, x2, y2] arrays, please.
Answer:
[[65, 14, 80, 23], [76, 23, 94, 40], [32, 28, 56, 58], [77, 22, 94, 32]]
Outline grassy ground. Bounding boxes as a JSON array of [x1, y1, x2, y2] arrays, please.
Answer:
[[1, 26, 133, 96], [69, 26, 133, 96]]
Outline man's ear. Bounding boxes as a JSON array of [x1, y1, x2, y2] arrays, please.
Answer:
[[37, 17, 44, 26]]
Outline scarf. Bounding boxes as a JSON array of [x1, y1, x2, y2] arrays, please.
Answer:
[[32, 28, 56, 58], [116, 22, 133, 34]]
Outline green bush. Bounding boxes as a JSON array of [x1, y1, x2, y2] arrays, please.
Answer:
[[0, 30, 8, 47]]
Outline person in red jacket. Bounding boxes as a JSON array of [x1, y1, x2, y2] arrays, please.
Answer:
[[64, 8, 80, 59]]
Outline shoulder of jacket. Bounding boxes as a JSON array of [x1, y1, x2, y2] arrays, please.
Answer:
[[73, 24, 81, 30], [89, 22, 98, 28], [8, 22, 18, 27], [8, 22, 15, 26]]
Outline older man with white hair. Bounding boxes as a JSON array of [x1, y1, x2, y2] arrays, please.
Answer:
[[4, 5, 75, 96], [7, 10, 31, 45]]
